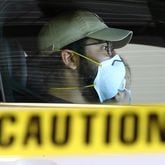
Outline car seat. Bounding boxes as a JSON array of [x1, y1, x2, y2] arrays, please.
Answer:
[[0, 38, 43, 102]]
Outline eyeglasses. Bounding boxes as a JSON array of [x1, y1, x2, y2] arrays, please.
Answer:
[[84, 40, 113, 57]]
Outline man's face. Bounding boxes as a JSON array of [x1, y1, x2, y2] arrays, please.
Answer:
[[78, 38, 131, 104], [78, 38, 115, 103]]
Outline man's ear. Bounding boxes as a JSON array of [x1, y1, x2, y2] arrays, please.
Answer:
[[61, 49, 79, 70]]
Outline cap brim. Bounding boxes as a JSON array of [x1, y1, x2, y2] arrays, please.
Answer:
[[87, 27, 133, 49]]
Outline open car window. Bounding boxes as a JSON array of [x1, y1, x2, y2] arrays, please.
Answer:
[[0, 0, 165, 104]]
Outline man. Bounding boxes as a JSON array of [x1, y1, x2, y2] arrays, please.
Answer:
[[27, 10, 133, 104]]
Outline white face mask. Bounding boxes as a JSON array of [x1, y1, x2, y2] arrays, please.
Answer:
[[94, 55, 127, 103]]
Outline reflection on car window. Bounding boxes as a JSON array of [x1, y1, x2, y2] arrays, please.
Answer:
[[0, 0, 165, 104]]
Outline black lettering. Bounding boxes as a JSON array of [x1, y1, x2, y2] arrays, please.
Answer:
[[147, 113, 165, 142], [120, 113, 138, 144], [83, 114, 96, 144], [51, 115, 71, 145], [0, 115, 16, 147], [23, 115, 41, 145], [105, 114, 112, 143]]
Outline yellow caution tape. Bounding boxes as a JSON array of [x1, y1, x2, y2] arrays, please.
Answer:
[[0, 103, 165, 156]]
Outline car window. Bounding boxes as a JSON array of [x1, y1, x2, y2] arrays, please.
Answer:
[[0, 0, 165, 104]]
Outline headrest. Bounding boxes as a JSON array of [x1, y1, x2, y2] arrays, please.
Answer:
[[0, 38, 27, 87]]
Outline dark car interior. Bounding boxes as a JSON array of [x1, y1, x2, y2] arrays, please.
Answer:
[[0, 0, 165, 103]]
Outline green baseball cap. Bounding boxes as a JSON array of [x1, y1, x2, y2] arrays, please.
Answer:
[[38, 10, 133, 54]]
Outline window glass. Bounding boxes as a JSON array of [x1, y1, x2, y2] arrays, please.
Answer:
[[0, 0, 165, 104]]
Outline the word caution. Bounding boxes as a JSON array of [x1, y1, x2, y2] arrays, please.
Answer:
[[0, 104, 165, 156]]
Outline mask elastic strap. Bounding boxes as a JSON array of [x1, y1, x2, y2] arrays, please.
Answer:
[[50, 48, 99, 91], [55, 49, 101, 66], [50, 84, 95, 91]]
